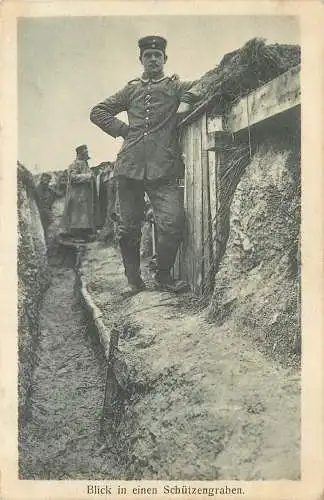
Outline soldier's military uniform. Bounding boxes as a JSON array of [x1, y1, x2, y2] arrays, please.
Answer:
[[36, 172, 56, 242], [62, 145, 95, 241], [98, 162, 117, 242], [90, 36, 199, 291]]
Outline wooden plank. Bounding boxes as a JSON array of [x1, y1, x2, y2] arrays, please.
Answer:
[[225, 65, 300, 133], [188, 122, 196, 290], [172, 185, 184, 280], [208, 150, 217, 263], [173, 247, 180, 280], [213, 135, 223, 275], [206, 131, 232, 150], [179, 94, 215, 128], [207, 115, 223, 133], [206, 133, 216, 151], [178, 185, 185, 280], [182, 125, 194, 285], [201, 113, 211, 290], [152, 223, 156, 256], [101, 329, 119, 435], [192, 117, 203, 292], [187, 123, 194, 288], [180, 128, 188, 282], [185, 125, 192, 286]]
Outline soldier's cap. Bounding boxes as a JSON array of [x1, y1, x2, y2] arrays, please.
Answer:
[[138, 36, 167, 57], [40, 172, 51, 180], [76, 144, 90, 159]]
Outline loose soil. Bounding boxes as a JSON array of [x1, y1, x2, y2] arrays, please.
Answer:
[[80, 243, 300, 480], [19, 244, 300, 480], [19, 264, 123, 479]]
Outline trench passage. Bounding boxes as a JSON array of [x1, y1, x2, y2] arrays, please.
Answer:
[[19, 264, 117, 479]]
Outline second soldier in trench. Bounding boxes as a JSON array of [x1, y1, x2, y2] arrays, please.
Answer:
[[90, 35, 200, 296]]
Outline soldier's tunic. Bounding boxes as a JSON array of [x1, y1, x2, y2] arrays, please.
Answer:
[[36, 182, 56, 239], [90, 75, 195, 180], [90, 74, 199, 281], [62, 159, 95, 232]]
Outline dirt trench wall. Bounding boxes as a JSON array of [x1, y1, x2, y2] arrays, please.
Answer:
[[17, 165, 49, 421], [209, 124, 301, 366]]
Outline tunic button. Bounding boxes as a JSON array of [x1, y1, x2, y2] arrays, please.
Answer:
[[144, 132, 148, 136], [145, 117, 149, 120]]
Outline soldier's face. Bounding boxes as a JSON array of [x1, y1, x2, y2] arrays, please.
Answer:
[[141, 50, 166, 76], [79, 150, 89, 161], [41, 175, 50, 185]]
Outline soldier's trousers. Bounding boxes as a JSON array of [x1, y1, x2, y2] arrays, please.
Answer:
[[117, 176, 184, 284], [99, 179, 117, 240]]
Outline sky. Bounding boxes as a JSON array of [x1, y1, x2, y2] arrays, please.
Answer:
[[18, 15, 300, 173]]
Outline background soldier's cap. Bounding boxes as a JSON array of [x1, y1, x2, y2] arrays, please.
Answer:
[[76, 144, 90, 159], [138, 35, 167, 56], [40, 172, 51, 181]]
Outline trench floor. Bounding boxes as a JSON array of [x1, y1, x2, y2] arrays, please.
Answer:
[[80, 243, 301, 480], [19, 245, 301, 481], [19, 265, 120, 480]]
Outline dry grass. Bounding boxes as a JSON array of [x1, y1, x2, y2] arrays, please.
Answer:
[[192, 38, 300, 113]]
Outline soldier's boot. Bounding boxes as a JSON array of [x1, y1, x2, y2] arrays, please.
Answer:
[[154, 235, 189, 293], [154, 270, 189, 293], [119, 238, 146, 298], [99, 217, 115, 244]]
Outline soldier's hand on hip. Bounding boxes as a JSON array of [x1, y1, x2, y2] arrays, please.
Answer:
[[176, 102, 191, 114]]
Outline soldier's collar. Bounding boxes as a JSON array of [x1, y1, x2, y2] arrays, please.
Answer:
[[140, 74, 168, 83]]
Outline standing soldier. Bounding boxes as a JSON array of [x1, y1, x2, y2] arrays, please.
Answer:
[[36, 172, 56, 242], [62, 144, 95, 242], [90, 35, 200, 296], [98, 162, 117, 243]]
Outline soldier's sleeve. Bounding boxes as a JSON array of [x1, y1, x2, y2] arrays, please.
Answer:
[[90, 85, 130, 139], [69, 163, 81, 183], [177, 79, 203, 106], [69, 162, 92, 184]]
